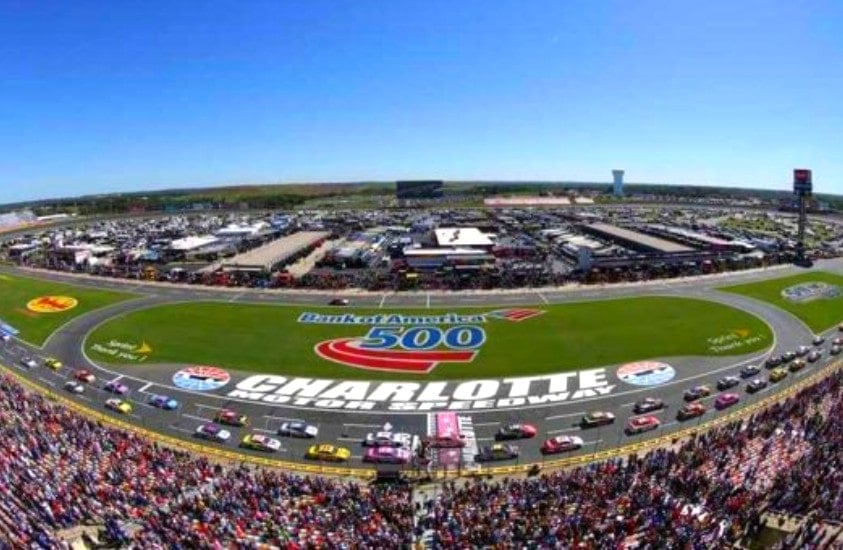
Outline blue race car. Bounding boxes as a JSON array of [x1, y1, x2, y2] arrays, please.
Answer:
[[149, 394, 179, 410]]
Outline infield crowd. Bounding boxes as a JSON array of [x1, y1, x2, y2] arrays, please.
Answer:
[[0, 366, 840, 548]]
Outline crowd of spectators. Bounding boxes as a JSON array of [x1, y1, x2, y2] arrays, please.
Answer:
[[0, 365, 840, 548]]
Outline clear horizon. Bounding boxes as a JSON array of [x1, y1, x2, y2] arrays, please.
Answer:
[[2, 1, 842, 203]]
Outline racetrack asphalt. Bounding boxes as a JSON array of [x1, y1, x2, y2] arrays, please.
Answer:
[[1, 257, 842, 472]]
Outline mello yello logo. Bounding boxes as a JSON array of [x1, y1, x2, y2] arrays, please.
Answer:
[[27, 295, 78, 313]]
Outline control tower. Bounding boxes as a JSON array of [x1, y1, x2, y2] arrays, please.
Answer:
[[793, 169, 813, 267], [612, 170, 625, 197]]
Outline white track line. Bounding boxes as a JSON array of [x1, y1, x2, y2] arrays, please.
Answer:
[[182, 413, 210, 423], [547, 427, 581, 434], [545, 411, 585, 421]]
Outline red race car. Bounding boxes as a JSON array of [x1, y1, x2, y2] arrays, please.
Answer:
[[215, 408, 249, 427], [625, 415, 661, 435], [74, 369, 96, 384], [540, 435, 584, 455]]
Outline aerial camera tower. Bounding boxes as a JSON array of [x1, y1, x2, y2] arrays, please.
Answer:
[[793, 169, 813, 267]]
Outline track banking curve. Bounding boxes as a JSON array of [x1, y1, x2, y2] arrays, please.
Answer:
[[1, 257, 843, 473]]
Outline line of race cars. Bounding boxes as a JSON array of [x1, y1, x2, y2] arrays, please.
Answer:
[[8, 326, 843, 466]]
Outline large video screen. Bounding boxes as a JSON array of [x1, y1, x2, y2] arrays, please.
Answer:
[[396, 180, 444, 199]]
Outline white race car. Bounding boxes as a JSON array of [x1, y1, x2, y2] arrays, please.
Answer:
[[363, 431, 413, 448]]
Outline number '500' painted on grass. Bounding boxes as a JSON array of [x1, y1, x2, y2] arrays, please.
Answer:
[[357, 325, 486, 350]]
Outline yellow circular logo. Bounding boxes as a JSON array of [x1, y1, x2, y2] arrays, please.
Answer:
[[27, 296, 79, 313]]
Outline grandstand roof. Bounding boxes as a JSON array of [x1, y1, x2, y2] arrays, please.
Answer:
[[219, 230, 330, 272], [585, 223, 694, 254], [434, 227, 495, 247]]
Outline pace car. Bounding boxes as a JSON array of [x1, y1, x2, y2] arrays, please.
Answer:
[[74, 369, 96, 384], [105, 398, 132, 415], [495, 423, 538, 440], [241, 434, 282, 452], [306, 444, 351, 462], [769, 368, 788, 383], [363, 447, 412, 464], [580, 412, 615, 428], [676, 402, 706, 421], [104, 380, 130, 395], [475, 443, 520, 462], [746, 379, 768, 394], [278, 421, 319, 438], [714, 393, 740, 410], [632, 398, 665, 414], [540, 435, 583, 455], [215, 408, 249, 427], [149, 394, 179, 410], [44, 358, 63, 371], [196, 423, 231, 443], [625, 415, 661, 435], [716, 376, 741, 391], [740, 365, 761, 378], [683, 385, 712, 402]]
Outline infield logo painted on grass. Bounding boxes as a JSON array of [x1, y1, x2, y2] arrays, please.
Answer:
[[173, 366, 231, 391], [617, 361, 676, 386], [306, 310, 541, 373], [26, 295, 78, 313], [781, 282, 842, 303]]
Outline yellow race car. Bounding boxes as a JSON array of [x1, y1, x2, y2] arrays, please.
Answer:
[[769, 367, 788, 383], [306, 443, 351, 462], [105, 398, 133, 415], [44, 357, 63, 370]]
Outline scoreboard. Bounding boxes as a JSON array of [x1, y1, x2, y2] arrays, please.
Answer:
[[793, 169, 812, 196]]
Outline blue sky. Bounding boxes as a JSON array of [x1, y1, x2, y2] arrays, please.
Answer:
[[1, 0, 841, 203]]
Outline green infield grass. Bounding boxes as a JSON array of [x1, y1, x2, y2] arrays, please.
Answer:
[[0, 273, 135, 346], [720, 271, 843, 333], [86, 296, 772, 380]]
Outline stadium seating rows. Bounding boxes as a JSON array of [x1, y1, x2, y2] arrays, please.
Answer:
[[0, 368, 840, 548]]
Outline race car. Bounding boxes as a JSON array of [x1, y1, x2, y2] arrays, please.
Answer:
[[839, 323, 843, 332], [714, 393, 740, 410], [328, 298, 349, 306], [769, 368, 788, 383], [363, 431, 413, 448], [195, 423, 231, 443], [475, 443, 520, 463], [44, 357, 63, 371], [215, 408, 248, 427], [20, 356, 38, 369], [64, 380, 85, 394], [306, 444, 351, 462], [807, 350, 822, 363], [746, 378, 768, 394], [105, 398, 132, 415], [764, 356, 782, 369], [782, 351, 797, 362], [716, 376, 741, 391], [363, 446, 412, 464], [580, 411, 615, 428], [740, 364, 761, 378], [833, 337, 843, 347], [788, 359, 807, 372], [103, 380, 130, 395], [495, 423, 538, 441], [632, 397, 665, 414], [796, 346, 810, 357], [831, 345, 841, 356], [0, 332, 10, 342], [683, 385, 712, 402], [813, 336, 825, 346], [241, 434, 282, 452], [74, 369, 96, 384], [676, 402, 706, 421], [149, 394, 179, 410], [278, 421, 319, 438], [625, 415, 661, 435], [540, 435, 583, 455]]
